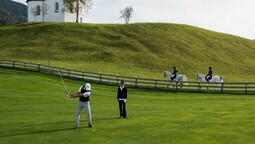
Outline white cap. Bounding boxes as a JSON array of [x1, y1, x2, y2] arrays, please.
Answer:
[[85, 83, 91, 91]]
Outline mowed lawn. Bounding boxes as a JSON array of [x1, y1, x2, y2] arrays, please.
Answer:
[[0, 68, 255, 144]]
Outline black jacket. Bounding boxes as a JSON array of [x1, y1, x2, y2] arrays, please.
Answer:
[[208, 70, 213, 75], [117, 86, 127, 100], [172, 68, 178, 74], [79, 86, 90, 102]]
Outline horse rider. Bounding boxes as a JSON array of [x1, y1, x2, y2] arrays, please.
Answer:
[[205, 67, 213, 82], [170, 66, 178, 81]]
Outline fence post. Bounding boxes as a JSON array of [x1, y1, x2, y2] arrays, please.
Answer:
[[116, 75, 119, 85], [38, 63, 40, 72], [99, 73, 102, 83], [135, 77, 138, 87], [176, 81, 178, 91], [82, 71, 85, 79], [12, 60, 15, 68], [245, 82, 248, 94], [0, 59, 2, 67], [221, 82, 224, 93], [198, 82, 200, 92], [24, 61, 27, 70], [51, 66, 54, 74], [155, 79, 157, 88], [68, 68, 70, 77]]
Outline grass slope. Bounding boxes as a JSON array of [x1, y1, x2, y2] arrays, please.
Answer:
[[0, 23, 255, 81], [1, 68, 255, 144]]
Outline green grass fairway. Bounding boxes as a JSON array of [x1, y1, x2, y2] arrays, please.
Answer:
[[1, 68, 255, 144]]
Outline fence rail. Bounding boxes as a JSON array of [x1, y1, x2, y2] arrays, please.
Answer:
[[1, 60, 255, 94]]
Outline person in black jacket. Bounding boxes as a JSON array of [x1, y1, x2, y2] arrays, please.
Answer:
[[117, 80, 128, 118], [205, 67, 213, 82], [170, 66, 178, 81]]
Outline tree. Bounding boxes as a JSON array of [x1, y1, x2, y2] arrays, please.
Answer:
[[31, 7, 38, 22], [30, 4, 48, 22], [120, 6, 134, 24], [64, 0, 92, 23], [41, 2, 48, 22]]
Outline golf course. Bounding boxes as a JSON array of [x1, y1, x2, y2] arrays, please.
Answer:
[[0, 22, 255, 143], [0, 68, 255, 144]]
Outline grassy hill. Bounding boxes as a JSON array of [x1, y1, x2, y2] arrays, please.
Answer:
[[0, 22, 255, 81]]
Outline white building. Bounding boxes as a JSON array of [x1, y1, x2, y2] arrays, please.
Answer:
[[26, 0, 84, 22]]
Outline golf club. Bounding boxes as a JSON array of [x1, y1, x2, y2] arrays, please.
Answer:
[[58, 70, 69, 94]]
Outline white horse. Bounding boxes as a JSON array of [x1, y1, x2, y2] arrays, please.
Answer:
[[196, 73, 223, 89], [164, 71, 188, 88]]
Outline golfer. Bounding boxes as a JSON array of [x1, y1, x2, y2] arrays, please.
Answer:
[[117, 80, 128, 118], [67, 83, 93, 129]]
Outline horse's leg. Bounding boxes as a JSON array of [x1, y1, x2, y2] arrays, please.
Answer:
[[173, 80, 176, 87], [169, 81, 175, 87]]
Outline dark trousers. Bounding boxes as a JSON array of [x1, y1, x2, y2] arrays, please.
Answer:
[[205, 75, 212, 82], [170, 74, 176, 81], [118, 100, 127, 117]]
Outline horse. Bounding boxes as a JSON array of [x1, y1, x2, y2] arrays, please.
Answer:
[[164, 71, 188, 88], [196, 73, 223, 89]]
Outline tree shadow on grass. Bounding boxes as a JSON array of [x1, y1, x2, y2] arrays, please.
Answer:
[[24, 120, 75, 126], [0, 117, 120, 138], [0, 127, 74, 138], [93, 117, 120, 122], [1, 120, 79, 138], [24, 116, 119, 127]]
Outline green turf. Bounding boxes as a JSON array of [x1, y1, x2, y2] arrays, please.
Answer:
[[0, 23, 255, 81], [1, 68, 255, 144]]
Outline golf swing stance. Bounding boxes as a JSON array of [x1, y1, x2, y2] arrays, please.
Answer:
[[67, 83, 93, 129]]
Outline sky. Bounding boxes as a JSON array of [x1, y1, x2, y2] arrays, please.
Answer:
[[13, 0, 255, 39]]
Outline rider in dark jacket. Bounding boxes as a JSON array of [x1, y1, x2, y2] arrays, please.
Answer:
[[170, 66, 178, 81], [205, 67, 213, 82]]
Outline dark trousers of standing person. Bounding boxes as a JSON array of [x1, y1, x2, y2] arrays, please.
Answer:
[[119, 100, 127, 118]]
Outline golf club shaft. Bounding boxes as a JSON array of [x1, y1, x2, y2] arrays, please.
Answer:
[[58, 70, 69, 94]]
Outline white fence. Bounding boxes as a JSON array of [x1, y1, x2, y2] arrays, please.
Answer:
[[1, 60, 255, 94]]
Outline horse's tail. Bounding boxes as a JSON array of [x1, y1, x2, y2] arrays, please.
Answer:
[[182, 75, 188, 85], [220, 76, 224, 82]]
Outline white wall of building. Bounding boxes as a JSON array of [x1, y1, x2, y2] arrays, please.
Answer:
[[45, 0, 64, 22], [27, 0, 84, 23], [27, 1, 44, 22], [65, 11, 77, 22]]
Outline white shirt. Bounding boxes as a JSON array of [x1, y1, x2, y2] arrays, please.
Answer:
[[78, 83, 91, 97], [119, 86, 126, 102], [120, 86, 125, 91]]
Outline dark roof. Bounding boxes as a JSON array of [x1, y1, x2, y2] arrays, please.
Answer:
[[26, 0, 45, 3]]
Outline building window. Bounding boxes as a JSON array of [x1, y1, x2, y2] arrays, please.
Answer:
[[36, 5, 41, 15], [55, 2, 59, 13]]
